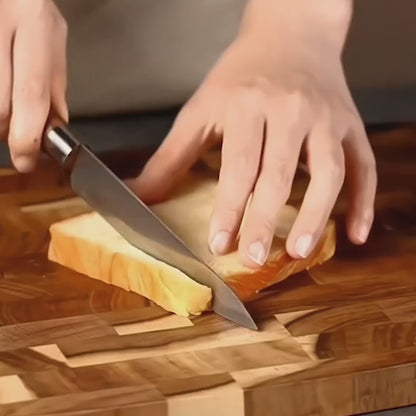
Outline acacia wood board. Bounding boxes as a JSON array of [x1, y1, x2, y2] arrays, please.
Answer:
[[0, 125, 415, 416]]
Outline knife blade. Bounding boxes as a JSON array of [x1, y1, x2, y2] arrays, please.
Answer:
[[42, 123, 257, 330]]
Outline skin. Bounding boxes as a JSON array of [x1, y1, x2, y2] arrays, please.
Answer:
[[0, 0, 68, 173], [1, 0, 377, 269], [134, 0, 377, 268]]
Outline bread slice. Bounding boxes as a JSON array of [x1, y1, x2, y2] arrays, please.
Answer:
[[48, 167, 336, 316]]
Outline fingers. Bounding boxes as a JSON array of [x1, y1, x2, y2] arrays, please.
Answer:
[[208, 99, 265, 256], [286, 125, 345, 259], [133, 102, 213, 203], [8, 15, 53, 173], [50, 13, 68, 123], [237, 112, 305, 268], [343, 122, 377, 244], [0, 27, 13, 141]]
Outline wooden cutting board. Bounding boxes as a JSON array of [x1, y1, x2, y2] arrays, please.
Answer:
[[0, 124, 415, 416]]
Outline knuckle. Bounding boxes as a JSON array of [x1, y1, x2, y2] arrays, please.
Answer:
[[286, 96, 305, 123], [286, 72, 314, 100], [325, 153, 345, 184], [15, 79, 49, 103], [178, 101, 196, 120], [10, 135, 39, 155], [258, 216, 276, 235], [361, 152, 377, 183], [227, 155, 259, 184], [242, 209, 276, 244], [177, 94, 203, 121], [232, 83, 268, 111], [244, 168, 259, 185], [287, 88, 307, 110], [17, 0, 58, 28], [216, 204, 242, 229], [19, 0, 45, 16], [262, 159, 292, 197], [323, 116, 347, 140], [279, 86, 313, 125], [240, 76, 271, 93], [345, 106, 362, 125], [37, 0, 54, 13], [55, 15, 68, 37], [315, 105, 348, 138]]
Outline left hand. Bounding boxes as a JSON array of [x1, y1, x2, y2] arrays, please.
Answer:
[[132, 0, 377, 269]]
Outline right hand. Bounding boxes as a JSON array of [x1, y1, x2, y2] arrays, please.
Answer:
[[134, 0, 377, 267], [0, 0, 68, 173]]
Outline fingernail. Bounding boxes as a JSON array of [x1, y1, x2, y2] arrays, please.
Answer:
[[13, 155, 35, 173], [210, 231, 230, 255], [356, 223, 370, 243], [248, 241, 266, 265], [295, 234, 313, 258]]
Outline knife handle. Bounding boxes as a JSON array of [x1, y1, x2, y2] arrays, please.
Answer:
[[42, 122, 80, 172]]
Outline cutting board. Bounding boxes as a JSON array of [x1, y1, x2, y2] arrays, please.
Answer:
[[0, 124, 415, 416]]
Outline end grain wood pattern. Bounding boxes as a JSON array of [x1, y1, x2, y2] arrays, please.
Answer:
[[0, 125, 415, 416]]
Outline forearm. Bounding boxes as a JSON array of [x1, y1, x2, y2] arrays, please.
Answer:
[[238, 0, 353, 54]]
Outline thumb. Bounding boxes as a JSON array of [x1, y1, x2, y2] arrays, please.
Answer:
[[131, 102, 211, 203]]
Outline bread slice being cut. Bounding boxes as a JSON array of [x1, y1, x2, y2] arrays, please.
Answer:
[[48, 162, 336, 316], [48, 211, 212, 316]]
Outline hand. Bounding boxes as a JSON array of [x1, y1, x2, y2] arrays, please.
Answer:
[[133, 0, 377, 268], [0, 0, 68, 173]]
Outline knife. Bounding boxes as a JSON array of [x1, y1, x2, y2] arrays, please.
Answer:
[[42, 122, 258, 330]]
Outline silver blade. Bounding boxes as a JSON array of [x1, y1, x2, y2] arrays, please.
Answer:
[[66, 142, 257, 330]]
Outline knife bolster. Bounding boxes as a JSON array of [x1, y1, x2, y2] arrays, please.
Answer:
[[43, 126, 81, 172]]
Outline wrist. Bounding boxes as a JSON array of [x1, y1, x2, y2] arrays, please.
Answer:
[[238, 0, 353, 53]]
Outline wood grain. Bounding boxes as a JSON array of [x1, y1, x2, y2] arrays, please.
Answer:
[[0, 126, 414, 415]]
